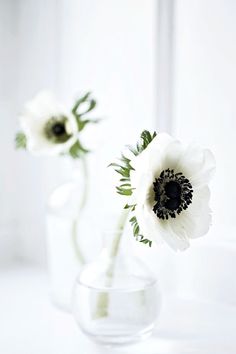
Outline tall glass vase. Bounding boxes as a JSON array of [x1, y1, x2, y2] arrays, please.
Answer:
[[46, 158, 88, 310]]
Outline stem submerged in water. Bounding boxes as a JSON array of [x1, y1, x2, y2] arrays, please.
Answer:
[[71, 157, 88, 264], [93, 209, 129, 319]]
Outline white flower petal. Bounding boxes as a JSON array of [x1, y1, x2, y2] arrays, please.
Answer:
[[66, 113, 79, 135], [161, 140, 183, 172], [23, 90, 66, 119], [130, 133, 175, 205], [135, 203, 163, 244], [187, 186, 210, 216], [130, 132, 215, 252], [178, 145, 216, 189], [136, 203, 190, 251], [182, 186, 212, 238], [179, 207, 212, 239], [165, 223, 190, 251], [19, 91, 78, 156], [27, 138, 54, 155]]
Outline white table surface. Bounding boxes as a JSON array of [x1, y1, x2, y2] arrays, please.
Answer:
[[1, 264, 236, 354]]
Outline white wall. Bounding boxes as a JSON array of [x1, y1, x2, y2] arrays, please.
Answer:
[[14, 0, 61, 265], [0, 0, 19, 264], [2, 0, 234, 269], [0, 0, 158, 266], [56, 0, 158, 258], [173, 0, 236, 243]]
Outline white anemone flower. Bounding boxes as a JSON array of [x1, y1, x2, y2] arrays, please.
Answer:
[[19, 91, 78, 156], [129, 132, 215, 251]]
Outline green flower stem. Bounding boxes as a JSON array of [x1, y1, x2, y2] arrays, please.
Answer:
[[93, 209, 129, 319], [71, 157, 88, 265], [109, 209, 129, 259]]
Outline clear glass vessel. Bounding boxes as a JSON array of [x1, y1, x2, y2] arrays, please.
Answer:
[[46, 159, 88, 310], [72, 232, 162, 346]]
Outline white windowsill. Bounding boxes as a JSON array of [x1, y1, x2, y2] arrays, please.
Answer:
[[1, 264, 236, 354]]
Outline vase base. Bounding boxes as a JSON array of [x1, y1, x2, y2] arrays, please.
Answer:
[[81, 325, 154, 346], [50, 295, 72, 313]]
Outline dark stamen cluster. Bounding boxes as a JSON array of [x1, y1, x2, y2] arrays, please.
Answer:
[[52, 123, 66, 136], [153, 168, 193, 220], [44, 116, 72, 144]]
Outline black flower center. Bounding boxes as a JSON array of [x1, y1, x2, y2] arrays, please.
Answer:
[[165, 181, 181, 199], [153, 168, 193, 220], [44, 116, 72, 144], [165, 197, 181, 211], [52, 123, 66, 136]]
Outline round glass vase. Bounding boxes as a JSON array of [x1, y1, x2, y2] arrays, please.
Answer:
[[72, 232, 162, 346], [46, 159, 88, 310]]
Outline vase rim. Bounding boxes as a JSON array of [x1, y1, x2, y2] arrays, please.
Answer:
[[76, 276, 158, 293]]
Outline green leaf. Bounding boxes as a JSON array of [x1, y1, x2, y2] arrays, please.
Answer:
[[69, 140, 89, 159], [133, 223, 139, 235], [127, 130, 157, 157], [109, 130, 157, 246], [72, 92, 97, 117], [114, 168, 130, 178], [77, 119, 90, 132], [116, 187, 133, 196], [120, 178, 129, 182], [108, 163, 122, 168], [124, 204, 136, 211], [15, 132, 27, 149], [120, 183, 131, 188], [109, 130, 157, 197], [76, 117, 101, 132], [128, 216, 152, 247], [71, 92, 99, 132], [140, 238, 152, 247]]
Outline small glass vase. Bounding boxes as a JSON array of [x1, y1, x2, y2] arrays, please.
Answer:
[[46, 159, 88, 310], [72, 232, 162, 346]]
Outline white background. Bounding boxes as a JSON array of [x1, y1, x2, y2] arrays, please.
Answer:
[[0, 0, 157, 266], [173, 0, 236, 244], [0, 0, 236, 352], [1, 0, 235, 267]]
